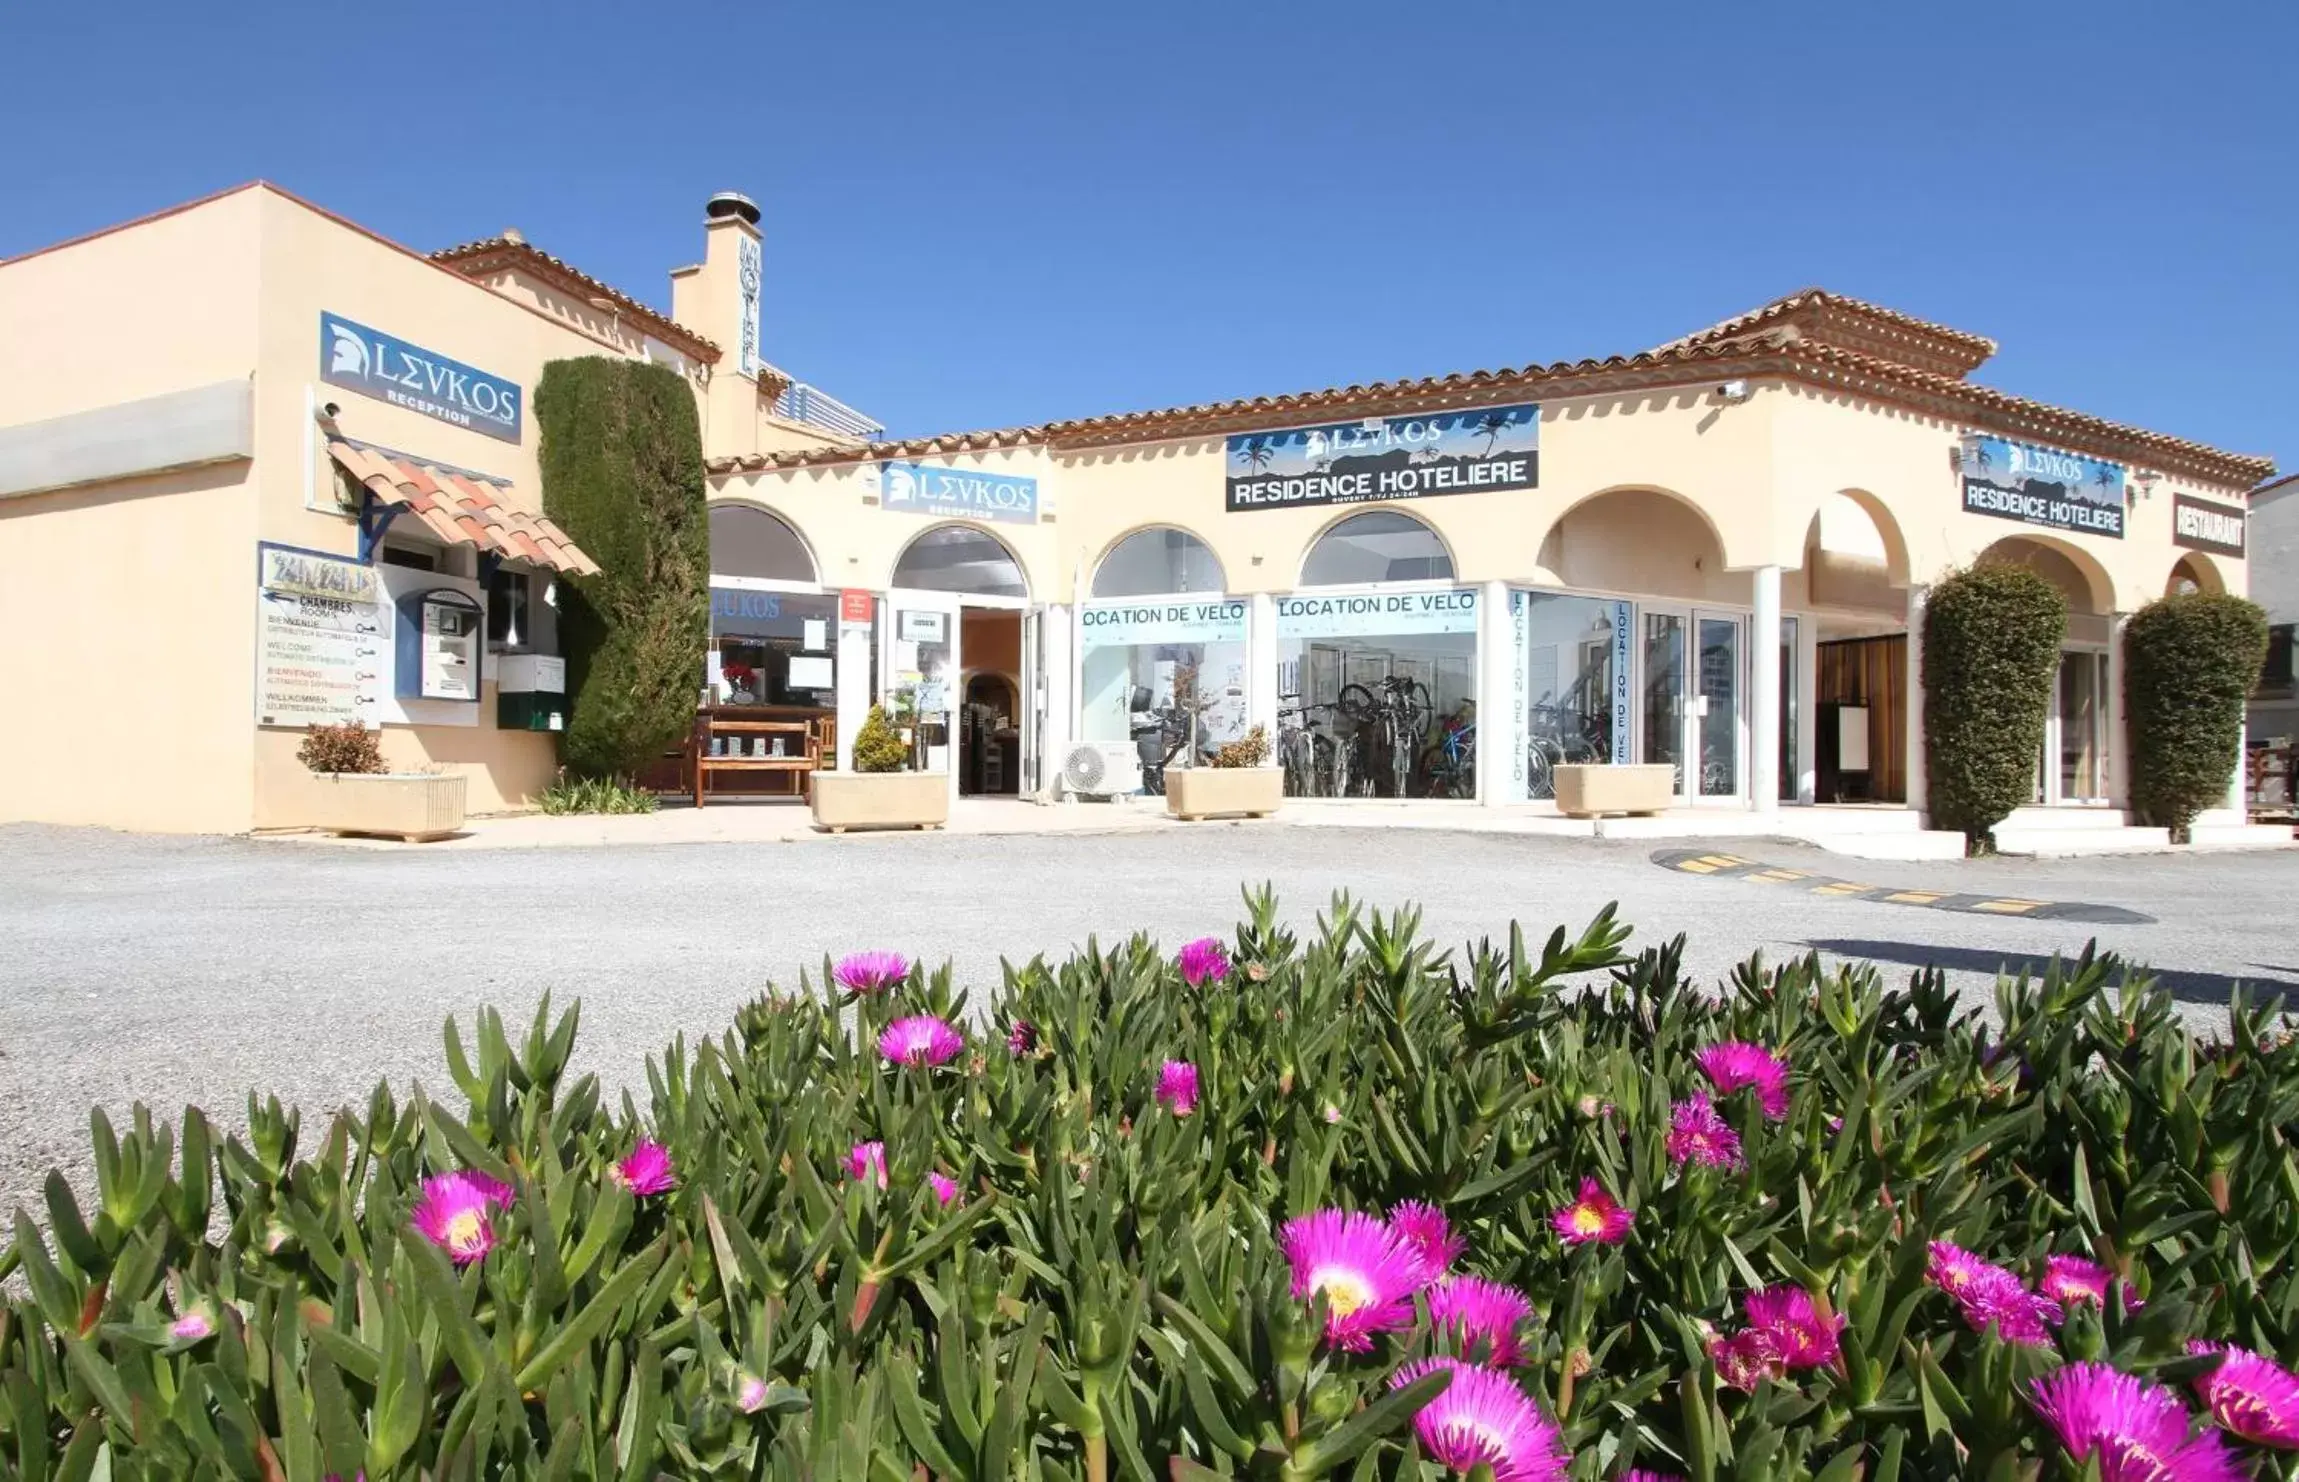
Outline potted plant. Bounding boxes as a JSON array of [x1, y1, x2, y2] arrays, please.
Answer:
[[811, 704, 951, 833], [1167, 724, 1282, 821], [296, 722, 468, 841]]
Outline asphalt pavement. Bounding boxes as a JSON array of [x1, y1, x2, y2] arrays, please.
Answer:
[[2, 821, 2292, 1220]]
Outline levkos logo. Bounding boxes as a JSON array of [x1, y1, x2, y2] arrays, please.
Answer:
[[876, 460, 1038, 526], [319, 313, 524, 444]]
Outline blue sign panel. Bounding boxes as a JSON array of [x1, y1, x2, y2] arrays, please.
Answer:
[[1227, 402, 1540, 512], [319, 312, 523, 444], [878, 460, 1039, 525], [1959, 435, 2123, 539]]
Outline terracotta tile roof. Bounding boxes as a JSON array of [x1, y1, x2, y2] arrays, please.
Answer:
[[329, 438, 602, 577], [1654, 288, 1999, 378], [432, 234, 724, 366], [706, 295, 2273, 491]]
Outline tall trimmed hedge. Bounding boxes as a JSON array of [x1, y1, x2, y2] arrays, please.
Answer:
[[2124, 591, 2267, 840], [1922, 562, 2067, 848], [535, 358, 709, 778]]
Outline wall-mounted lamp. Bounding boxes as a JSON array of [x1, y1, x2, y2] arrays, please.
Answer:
[[1715, 380, 1752, 404], [2130, 469, 2161, 508]]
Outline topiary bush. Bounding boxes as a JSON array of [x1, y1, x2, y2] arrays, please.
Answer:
[[850, 704, 911, 773], [6, 895, 2297, 1479], [1922, 562, 2068, 849], [535, 358, 709, 779], [2125, 591, 2269, 841]]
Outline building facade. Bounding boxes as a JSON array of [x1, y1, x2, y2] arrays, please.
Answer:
[[0, 184, 2274, 832]]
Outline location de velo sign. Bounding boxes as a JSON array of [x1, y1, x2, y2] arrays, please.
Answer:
[[319, 312, 523, 444], [1080, 599, 1247, 648]]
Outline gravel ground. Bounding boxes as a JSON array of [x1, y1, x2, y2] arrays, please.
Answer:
[[2, 821, 2293, 1220]]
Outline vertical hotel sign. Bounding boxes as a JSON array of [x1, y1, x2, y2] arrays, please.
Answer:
[[736, 236, 763, 378], [1227, 403, 1539, 512], [1959, 435, 2124, 538], [256, 543, 383, 726]]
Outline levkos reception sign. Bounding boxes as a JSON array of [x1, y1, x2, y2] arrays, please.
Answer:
[[1227, 404, 1539, 513], [869, 460, 1039, 525], [320, 312, 523, 444], [1958, 435, 2124, 539]]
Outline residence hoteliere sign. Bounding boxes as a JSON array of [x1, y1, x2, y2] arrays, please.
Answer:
[[319, 312, 524, 444], [1226, 404, 1541, 513], [1958, 435, 2124, 539]]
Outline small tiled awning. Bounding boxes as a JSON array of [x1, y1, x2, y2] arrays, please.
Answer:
[[328, 438, 601, 577]]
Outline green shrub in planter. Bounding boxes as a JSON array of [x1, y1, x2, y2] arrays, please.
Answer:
[[851, 704, 911, 773], [2124, 591, 2269, 840], [1923, 562, 2067, 848], [6, 895, 2298, 1479]]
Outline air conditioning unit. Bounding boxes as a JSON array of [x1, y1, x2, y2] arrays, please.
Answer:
[[1059, 742, 1141, 801]]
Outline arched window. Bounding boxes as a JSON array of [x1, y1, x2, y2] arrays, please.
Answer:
[[709, 504, 817, 584], [892, 525, 1028, 599], [1300, 509, 1454, 586], [1092, 526, 1225, 597]]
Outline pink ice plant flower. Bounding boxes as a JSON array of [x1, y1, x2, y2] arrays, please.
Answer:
[[1666, 1094, 1744, 1170], [735, 1373, 771, 1413], [1428, 1276, 1536, 1368], [168, 1309, 215, 1342], [1389, 1357, 1570, 1482], [1006, 1019, 1036, 1054], [878, 1014, 964, 1067], [1742, 1285, 1844, 1369], [612, 1140, 677, 1197], [833, 950, 908, 993], [1551, 1178, 1635, 1245], [410, 1170, 515, 1265], [1156, 1060, 1201, 1116], [1694, 1041, 1791, 1121], [1176, 936, 1231, 987], [2040, 1254, 2139, 1315], [928, 1171, 961, 1207], [1709, 1329, 1785, 1393], [1389, 1199, 1466, 1273], [2189, 1342, 2299, 1449], [847, 1140, 889, 1188], [1927, 1243, 2058, 1346], [1280, 1209, 1439, 1351], [2030, 1363, 2245, 1482]]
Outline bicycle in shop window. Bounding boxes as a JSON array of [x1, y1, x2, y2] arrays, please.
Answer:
[[1420, 698, 1477, 799], [1276, 695, 1364, 798], [1337, 674, 1434, 799], [1525, 700, 1612, 801], [1128, 685, 1204, 796]]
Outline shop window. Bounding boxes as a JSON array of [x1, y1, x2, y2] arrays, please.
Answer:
[[380, 545, 436, 572], [710, 587, 839, 708], [1299, 510, 1454, 586], [488, 566, 531, 647], [2259, 624, 2296, 698], [1079, 598, 1251, 790], [709, 504, 817, 584], [892, 525, 1027, 599], [1275, 586, 1478, 799], [1093, 527, 1225, 597], [1521, 592, 1624, 800]]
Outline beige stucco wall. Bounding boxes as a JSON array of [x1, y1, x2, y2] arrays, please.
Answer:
[[0, 191, 265, 833]]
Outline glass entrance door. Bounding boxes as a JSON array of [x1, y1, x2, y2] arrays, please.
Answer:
[[1641, 607, 1746, 804], [878, 590, 963, 805], [2038, 648, 2110, 805]]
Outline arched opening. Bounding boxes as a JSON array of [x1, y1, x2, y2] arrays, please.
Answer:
[[2167, 553, 2224, 597], [709, 503, 818, 585], [1799, 490, 1909, 613], [1979, 535, 2115, 806], [1537, 488, 1734, 604], [892, 524, 1028, 599], [1093, 526, 1225, 597], [1299, 509, 1455, 586]]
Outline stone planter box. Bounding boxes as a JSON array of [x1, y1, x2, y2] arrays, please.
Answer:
[[310, 772, 468, 841], [1167, 766, 1284, 822], [811, 771, 950, 833], [1553, 763, 1674, 818]]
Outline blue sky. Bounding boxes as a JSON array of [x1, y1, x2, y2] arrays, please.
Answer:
[[6, 0, 2292, 476]]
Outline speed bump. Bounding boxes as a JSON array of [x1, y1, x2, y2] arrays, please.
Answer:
[[1649, 849, 2153, 924]]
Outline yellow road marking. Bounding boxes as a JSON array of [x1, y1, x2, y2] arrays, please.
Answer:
[[1679, 860, 1718, 873], [1748, 868, 1807, 883], [1697, 854, 1746, 868], [1973, 898, 2045, 914], [1814, 881, 1873, 896], [1886, 890, 1946, 905]]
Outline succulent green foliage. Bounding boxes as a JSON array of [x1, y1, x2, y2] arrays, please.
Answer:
[[2124, 591, 2269, 840], [2, 894, 2294, 1479]]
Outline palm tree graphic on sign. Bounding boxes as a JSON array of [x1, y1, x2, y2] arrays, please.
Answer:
[[2092, 465, 2119, 499], [1473, 411, 1512, 457], [1236, 440, 1276, 478]]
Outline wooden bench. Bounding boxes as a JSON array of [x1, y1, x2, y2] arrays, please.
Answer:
[[693, 716, 818, 808]]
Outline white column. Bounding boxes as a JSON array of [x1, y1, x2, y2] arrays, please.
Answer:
[[1750, 565, 1782, 813], [1038, 603, 1072, 802], [1476, 581, 1514, 806], [1904, 585, 1929, 816], [2229, 720, 2249, 814], [2106, 614, 2130, 810], [1794, 615, 1819, 803], [834, 611, 873, 771], [1248, 593, 1280, 743]]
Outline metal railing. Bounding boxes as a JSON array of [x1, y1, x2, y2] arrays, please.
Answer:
[[771, 382, 884, 441]]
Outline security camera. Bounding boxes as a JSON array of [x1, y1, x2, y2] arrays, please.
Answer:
[[1715, 380, 1751, 404], [321, 401, 342, 419]]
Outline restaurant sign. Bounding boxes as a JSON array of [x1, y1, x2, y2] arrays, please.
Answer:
[[320, 312, 524, 444], [2172, 493, 2246, 558], [1959, 435, 2124, 539], [871, 460, 1039, 525], [1227, 403, 1539, 513]]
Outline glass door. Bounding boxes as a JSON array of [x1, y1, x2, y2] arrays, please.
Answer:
[[1695, 615, 1744, 802], [878, 590, 963, 805], [1640, 607, 1747, 804], [2040, 648, 2110, 804], [1641, 613, 1686, 796]]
